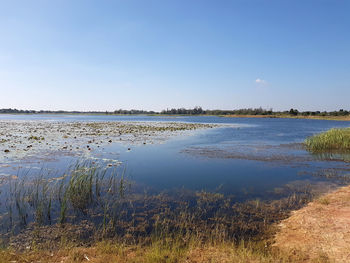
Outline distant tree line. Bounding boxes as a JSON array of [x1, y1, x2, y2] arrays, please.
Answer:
[[113, 109, 156, 115], [0, 108, 108, 114], [298, 109, 349, 116], [0, 108, 156, 115], [0, 107, 349, 117], [205, 107, 273, 116], [161, 106, 204, 115]]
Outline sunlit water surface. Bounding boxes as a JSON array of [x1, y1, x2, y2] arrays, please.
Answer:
[[1, 114, 350, 201]]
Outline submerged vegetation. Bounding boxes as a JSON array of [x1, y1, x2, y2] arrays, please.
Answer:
[[305, 127, 350, 153], [0, 162, 323, 262]]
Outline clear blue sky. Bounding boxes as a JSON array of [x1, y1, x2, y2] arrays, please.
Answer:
[[0, 0, 349, 111]]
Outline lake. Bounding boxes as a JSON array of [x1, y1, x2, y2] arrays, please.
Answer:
[[1, 115, 350, 197], [0, 115, 349, 240]]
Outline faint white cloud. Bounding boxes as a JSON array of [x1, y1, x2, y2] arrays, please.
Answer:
[[255, 78, 269, 90], [255, 78, 266, 84]]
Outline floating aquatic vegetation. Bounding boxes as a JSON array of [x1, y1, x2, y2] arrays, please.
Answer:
[[0, 120, 217, 163]]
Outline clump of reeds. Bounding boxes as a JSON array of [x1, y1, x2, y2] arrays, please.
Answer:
[[305, 128, 350, 153], [1, 161, 127, 235]]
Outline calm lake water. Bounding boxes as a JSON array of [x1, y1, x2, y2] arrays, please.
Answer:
[[1, 114, 350, 201]]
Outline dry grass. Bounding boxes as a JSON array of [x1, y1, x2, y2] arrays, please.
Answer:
[[0, 239, 329, 263]]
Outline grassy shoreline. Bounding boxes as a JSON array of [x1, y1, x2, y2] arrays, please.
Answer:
[[0, 238, 318, 263]]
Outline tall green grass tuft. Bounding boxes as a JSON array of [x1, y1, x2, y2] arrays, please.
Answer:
[[305, 127, 350, 153]]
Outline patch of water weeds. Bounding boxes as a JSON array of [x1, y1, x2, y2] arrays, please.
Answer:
[[0, 121, 217, 164], [310, 152, 350, 162], [298, 168, 350, 183], [183, 143, 350, 171], [182, 146, 315, 165]]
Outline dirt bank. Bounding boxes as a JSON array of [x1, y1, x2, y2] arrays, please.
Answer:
[[274, 185, 350, 262]]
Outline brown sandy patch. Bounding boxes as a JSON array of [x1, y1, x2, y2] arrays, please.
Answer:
[[274, 185, 350, 262]]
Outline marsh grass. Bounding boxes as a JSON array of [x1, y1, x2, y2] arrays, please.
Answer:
[[67, 165, 98, 213], [0, 162, 128, 237], [305, 128, 350, 153]]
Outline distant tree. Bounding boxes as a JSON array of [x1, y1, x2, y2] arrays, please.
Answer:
[[289, 108, 299, 116]]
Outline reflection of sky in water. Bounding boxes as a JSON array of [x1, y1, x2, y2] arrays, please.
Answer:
[[0, 115, 349, 201]]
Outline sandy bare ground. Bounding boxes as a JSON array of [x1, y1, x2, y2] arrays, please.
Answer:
[[274, 185, 350, 262]]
